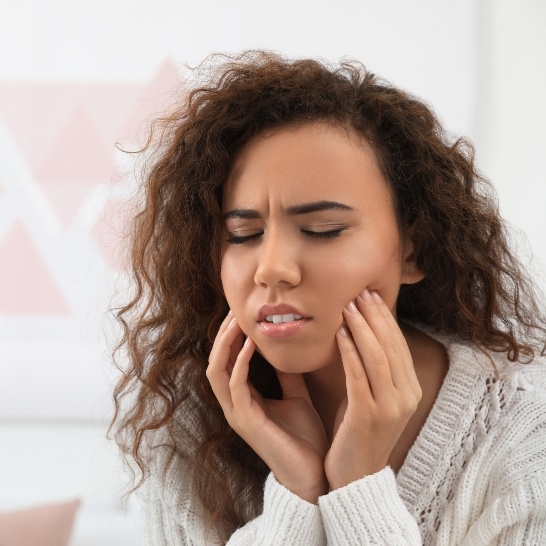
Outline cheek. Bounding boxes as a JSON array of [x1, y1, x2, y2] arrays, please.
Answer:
[[220, 257, 240, 304], [331, 246, 403, 305], [220, 254, 253, 327]]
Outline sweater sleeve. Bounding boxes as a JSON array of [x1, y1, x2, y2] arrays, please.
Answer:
[[141, 465, 326, 545], [318, 467, 422, 545], [228, 474, 326, 545], [317, 468, 546, 546]]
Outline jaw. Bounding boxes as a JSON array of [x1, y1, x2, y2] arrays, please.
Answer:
[[254, 333, 341, 375]]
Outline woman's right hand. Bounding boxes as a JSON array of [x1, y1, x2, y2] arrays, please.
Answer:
[[206, 312, 329, 504]]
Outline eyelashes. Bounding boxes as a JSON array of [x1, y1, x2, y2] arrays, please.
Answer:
[[226, 228, 346, 245]]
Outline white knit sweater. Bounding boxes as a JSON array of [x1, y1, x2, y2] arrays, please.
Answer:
[[141, 329, 546, 545]]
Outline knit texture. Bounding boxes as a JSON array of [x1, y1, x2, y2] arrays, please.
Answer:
[[140, 329, 546, 545]]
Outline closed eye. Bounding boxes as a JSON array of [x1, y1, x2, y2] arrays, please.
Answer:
[[226, 228, 346, 244], [226, 232, 262, 244], [301, 228, 346, 239]]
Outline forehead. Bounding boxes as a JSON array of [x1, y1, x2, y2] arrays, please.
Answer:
[[222, 122, 392, 211]]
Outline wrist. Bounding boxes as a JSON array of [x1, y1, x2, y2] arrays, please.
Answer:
[[275, 474, 328, 504], [327, 463, 387, 491]]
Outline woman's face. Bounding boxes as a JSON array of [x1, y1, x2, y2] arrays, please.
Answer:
[[221, 122, 421, 373]]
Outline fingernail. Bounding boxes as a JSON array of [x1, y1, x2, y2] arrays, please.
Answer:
[[371, 291, 382, 304], [345, 301, 358, 313], [337, 326, 348, 338], [227, 308, 232, 315], [243, 336, 251, 346], [360, 288, 373, 303]]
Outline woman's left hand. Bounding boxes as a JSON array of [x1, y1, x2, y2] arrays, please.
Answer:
[[324, 288, 422, 490]]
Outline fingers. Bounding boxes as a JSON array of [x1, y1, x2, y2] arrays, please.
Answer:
[[206, 313, 243, 411], [341, 295, 395, 401], [206, 312, 262, 428], [208, 311, 234, 363], [229, 337, 257, 410], [371, 292, 421, 392], [358, 290, 412, 389], [336, 325, 372, 401], [340, 289, 421, 403]]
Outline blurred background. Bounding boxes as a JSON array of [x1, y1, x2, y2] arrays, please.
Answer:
[[0, 0, 545, 544]]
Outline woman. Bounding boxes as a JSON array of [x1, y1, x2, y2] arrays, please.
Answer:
[[111, 51, 546, 544]]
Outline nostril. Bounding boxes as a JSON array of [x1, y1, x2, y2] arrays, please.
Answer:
[[254, 260, 302, 288]]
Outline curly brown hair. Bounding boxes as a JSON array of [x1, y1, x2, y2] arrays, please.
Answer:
[[110, 50, 546, 538]]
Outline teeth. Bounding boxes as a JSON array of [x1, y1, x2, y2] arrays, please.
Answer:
[[265, 314, 303, 323]]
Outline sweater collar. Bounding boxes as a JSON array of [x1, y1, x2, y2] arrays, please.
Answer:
[[395, 323, 487, 509]]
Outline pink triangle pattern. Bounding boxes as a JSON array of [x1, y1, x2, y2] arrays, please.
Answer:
[[92, 196, 137, 271], [40, 185, 92, 229], [0, 222, 71, 315], [0, 59, 183, 172], [32, 107, 119, 227], [34, 107, 117, 185], [0, 82, 139, 170]]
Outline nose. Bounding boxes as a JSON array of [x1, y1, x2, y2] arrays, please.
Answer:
[[254, 229, 302, 289]]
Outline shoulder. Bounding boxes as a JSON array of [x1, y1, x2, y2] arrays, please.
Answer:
[[460, 346, 546, 486], [425, 326, 546, 413], [453, 338, 546, 426], [493, 348, 546, 445], [144, 391, 206, 505], [439, 338, 546, 494], [415, 324, 546, 452], [140, 393, 218, 540], [488, 346, 546, 420]]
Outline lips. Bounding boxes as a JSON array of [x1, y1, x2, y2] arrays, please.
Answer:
[[256, 303, 312, 339], [257, 303, 310, 322]]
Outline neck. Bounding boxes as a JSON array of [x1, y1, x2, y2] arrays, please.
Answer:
[[304, 358, 346, 443]]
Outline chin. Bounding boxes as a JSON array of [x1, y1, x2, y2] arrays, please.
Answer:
[[255, 339, 339, 374]]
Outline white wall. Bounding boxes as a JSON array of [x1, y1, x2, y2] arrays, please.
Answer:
[[0, 3, 544, 543], [473, 0, 546, 278], [0, 0, 544, 497]]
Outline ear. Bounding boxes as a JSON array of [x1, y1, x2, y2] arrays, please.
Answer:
[[401, 233, 424, 285]]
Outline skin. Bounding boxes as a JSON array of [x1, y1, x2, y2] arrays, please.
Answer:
[[207, 121, 448, 503]]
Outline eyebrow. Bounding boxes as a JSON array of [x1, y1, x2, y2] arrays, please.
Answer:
[[223, 200, 353, 221]]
